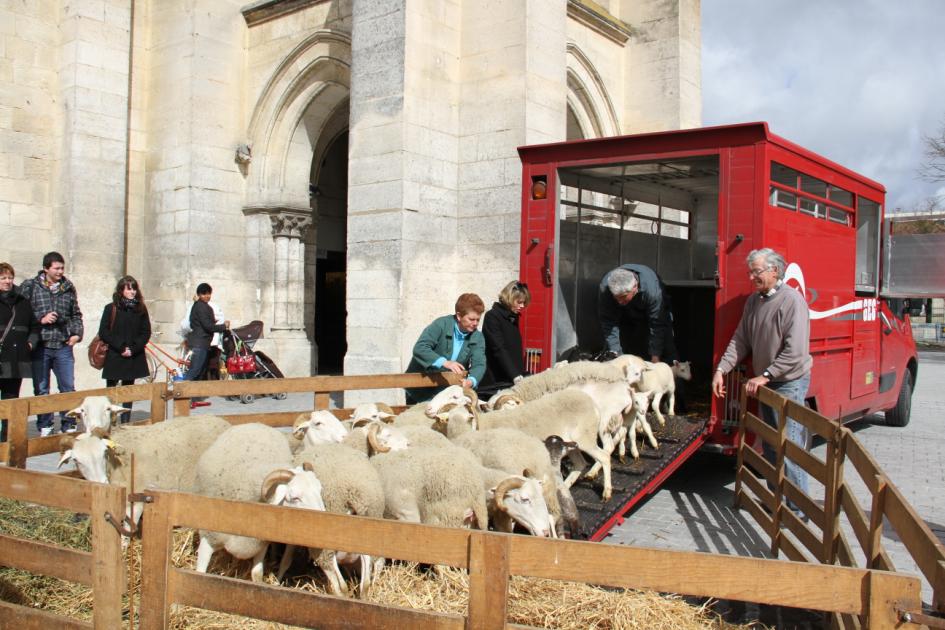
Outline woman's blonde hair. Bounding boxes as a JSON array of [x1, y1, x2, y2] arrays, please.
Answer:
[[498, 281, 531, 309]]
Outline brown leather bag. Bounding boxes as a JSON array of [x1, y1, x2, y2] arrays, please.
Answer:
[[88, 305, 116, 370]]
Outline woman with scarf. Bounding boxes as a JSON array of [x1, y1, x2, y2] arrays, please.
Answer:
[[478, 281, 530, 399], [98, 276, 152, 423], [0, 262, 39, 442]]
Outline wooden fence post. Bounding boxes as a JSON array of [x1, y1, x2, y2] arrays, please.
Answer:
[[139, 492, 173, 630], [733, 379, 748, 508], [150, 382, 167, 423], [315, 392, 330, 410], [466, 532, 510, 630], [867, 475, 887, 570], [866, 570, 921, 629], [934, 559, 945, 613], [8, 398, 30, 469], [90, 481, 128, 628], [770, 397, 789, 558], [822, 423, 843, 564]]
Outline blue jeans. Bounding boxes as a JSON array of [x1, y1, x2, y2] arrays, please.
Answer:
[[760, 373, 811, 513], [32, 345, 76, 430], [183, 347, 209, 382]]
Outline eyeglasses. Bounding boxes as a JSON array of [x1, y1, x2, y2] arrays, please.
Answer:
[[748, 267, 772, 277]]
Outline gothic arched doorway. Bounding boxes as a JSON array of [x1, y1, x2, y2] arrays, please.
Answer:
[[311, 131, 348, 374]]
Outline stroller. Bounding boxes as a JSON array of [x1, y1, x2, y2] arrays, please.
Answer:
[[222, 320, 287, 404]]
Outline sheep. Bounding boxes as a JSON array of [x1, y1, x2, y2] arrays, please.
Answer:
[[392, 385, 474, 428], [58, 415, 232, 535], [193, 423, 327, 583], [64, 395, 128, 434], [396, 424, 453, 449], [620, 390, 659, 461], [543, 436, 583, 538], [451, 427, 562, 536], [478, 467, 554, 537], [635, 360, 693, 426], [370, 445, 488, 530], [441, 389, 615, 502], [510, 360, 642, 402], [292, 410, 349, 447], [485, 391, 524, 411], [342, 422, 410, 455], [291, 443, 386, 597], [349, 402, 396, 424]]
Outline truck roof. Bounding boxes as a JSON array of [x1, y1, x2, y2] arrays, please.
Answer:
[[517, 121, 886, 195]]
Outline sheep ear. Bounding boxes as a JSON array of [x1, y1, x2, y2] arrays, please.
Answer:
[[377, 412, 395, 422], [476, 400, 490, 412], [57, 450, 73, 468], [65, 406, 83, 419], [351, 418, 372, 429], [435, 411, 450, 422], [292, 421, 310, 439], [107, 404, 126, 416]]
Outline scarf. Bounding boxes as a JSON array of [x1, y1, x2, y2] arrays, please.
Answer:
[[120, 297, 139, 311], [41, 272, 62, 293], [0, 289, 17, 306]]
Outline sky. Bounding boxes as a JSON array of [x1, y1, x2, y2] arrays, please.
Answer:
[[701, 0, 945, 212]]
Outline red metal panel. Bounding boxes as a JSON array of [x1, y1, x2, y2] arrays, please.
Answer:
[[519, 166, 557, 373]]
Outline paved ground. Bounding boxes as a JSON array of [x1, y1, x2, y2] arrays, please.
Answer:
[[20, 350, 944, 615], [607, 348, 945, 609]]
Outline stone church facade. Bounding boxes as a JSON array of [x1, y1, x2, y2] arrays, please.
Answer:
[[0, 0, 700, 392]]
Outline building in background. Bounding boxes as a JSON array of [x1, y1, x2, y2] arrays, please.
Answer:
[[0, 0, 701, 393]]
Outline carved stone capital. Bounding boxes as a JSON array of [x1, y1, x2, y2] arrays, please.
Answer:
[[243, 206, 314, 239]]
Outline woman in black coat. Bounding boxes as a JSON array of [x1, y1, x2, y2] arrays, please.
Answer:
[[478, 281, 531, 400], [99, 276, 152, 423], [0, 262, 39, 442]]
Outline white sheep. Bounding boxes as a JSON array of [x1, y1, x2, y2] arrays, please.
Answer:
[[510, 360, 642, 402], [58, 415, 232, 534], [635, 360, 692, 426], [291, 443, 386, 597], [453, 427, 562, 537], [370, 445, 489, 529], [392, 385, 475, 428], [441, 389, 615, 502], [485, 391, 524, 411], [193, 423, 327, 583], [64, 395, 128, 434], [342, 422, 410, 455], [349, 402, 396, 424], [292, 410, 349, 447]]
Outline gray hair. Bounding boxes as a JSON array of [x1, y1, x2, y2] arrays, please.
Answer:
[[746, 248, 786, 280], [607, 268, 638, 296]]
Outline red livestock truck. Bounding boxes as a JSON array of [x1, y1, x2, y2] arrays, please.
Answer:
[[516, 122, 925, 540]]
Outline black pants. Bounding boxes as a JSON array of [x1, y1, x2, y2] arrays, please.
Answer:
[[105, 379, 135, 423], [0, 378, 22, 442]]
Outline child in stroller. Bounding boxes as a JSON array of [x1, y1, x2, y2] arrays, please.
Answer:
[[222, 320, 287, 404]]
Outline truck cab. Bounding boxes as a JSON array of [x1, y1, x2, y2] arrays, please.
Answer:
[[517, 122, 920, 452]]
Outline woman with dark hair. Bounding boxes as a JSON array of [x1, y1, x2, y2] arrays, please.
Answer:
[[0, 262, 39, 442], [99, 276, 152, 422], [478, 281, 530, 399]]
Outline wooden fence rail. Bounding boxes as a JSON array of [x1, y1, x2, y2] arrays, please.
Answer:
[[0, 467, 126, 628], [136, 487, 922, 630], [735, 380, 945, 627]]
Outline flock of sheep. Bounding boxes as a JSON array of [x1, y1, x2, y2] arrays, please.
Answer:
[[55, 355, 692, 597]]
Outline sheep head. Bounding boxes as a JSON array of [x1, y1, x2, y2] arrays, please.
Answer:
[[293, 410, 348, 446], [491, 475, 552, 538], [350, 402, 396, 425], [366, 422, 409, 455], [672, 360, 693, 381], [57, 431, 120, 484], [262, 466, 326, 511], [488, 391, 523, 411], [424, 385, 472, 418], [65, 395, 127, 434]]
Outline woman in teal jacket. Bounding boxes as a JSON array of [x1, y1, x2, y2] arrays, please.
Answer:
[[405, 293, 486, 403]]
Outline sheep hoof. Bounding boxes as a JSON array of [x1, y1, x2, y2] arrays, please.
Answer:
[[583, 470, 599, 481], [601, 491, 612, 502]]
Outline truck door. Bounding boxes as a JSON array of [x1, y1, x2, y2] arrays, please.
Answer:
[[851, 197, 881, 399]]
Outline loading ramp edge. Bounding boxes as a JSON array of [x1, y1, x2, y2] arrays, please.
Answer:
[[565, 415, 710, 542]]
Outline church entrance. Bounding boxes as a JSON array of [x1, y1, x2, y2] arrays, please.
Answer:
[[312, 131, 348, 374]]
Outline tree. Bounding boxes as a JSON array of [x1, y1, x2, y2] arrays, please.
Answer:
[[921, 119, 945, 182]]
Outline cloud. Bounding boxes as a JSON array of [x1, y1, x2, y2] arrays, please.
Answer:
[[702, 1, 945, 211]]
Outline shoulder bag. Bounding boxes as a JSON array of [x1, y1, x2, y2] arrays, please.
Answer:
[[0, 305, 15, 354], [88, 305, 117, 369]]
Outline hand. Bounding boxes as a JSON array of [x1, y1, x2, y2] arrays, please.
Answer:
[[462, 378, 474, 389], [745, 375, 770, 396], [66, 335, 79, 346], [41, 312, 58, 325], [121, 347, 132, 357], [442, 360, 467, 376], [650, 355, 660, 363], [711, 371, 725, 398]]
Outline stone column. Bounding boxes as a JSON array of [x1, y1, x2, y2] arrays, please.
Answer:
[[268, 210, 313, 330]]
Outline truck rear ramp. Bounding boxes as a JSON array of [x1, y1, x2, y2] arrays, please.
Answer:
[[568, 414, 709, 542]]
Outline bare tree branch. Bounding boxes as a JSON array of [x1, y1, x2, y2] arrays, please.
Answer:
[[920, 120, 945, 182]]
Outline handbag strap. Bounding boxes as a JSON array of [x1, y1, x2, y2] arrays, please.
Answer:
[[0, 305, 15, 346], [109, 304, 117, 329]]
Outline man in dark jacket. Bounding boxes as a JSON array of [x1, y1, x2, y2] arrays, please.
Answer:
[[19, 252, 84, 435], [182, 283, 229, 407], [598, 263, 677, 363]]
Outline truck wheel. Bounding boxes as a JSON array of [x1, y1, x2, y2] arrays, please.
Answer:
[[885, 370, 912, 428]]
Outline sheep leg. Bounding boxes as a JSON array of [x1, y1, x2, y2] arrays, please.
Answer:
[[276, 544, 296, 582], [358, 554, 372, 598], [667, 390, 676, 416], [196, 536, 216, 573], [650, 393, 666, 427], [582, 444, 613, 502], [638, 415, 659, 450], [614, 425, 628, 463], [249, 544, 269, 583], [627, 420, 640, 460], [563, 449, 587, 486], [316, 552, 347, 596]]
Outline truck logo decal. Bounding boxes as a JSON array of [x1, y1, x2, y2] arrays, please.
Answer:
[[784, 263, 877, 322]]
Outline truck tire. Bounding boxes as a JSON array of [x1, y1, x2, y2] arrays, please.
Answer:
[[885, 370, 912, 428]]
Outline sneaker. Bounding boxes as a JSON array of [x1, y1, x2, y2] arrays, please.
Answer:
[[39, 427, 54, 437], [190, 401, 212, 409]]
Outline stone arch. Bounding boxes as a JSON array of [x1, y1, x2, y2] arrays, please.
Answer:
[[245, 29, 352, 210], [566, 43, 619, 140]]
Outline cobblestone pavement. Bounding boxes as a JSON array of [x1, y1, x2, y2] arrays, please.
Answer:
[[606, 348, 945, 609]]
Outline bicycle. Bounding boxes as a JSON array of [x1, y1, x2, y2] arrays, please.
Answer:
[[145, 332, 189, 383]]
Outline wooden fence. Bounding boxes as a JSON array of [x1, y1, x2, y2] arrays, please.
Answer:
[[0, 373, 938, 628], [735, 383, 945, 628]]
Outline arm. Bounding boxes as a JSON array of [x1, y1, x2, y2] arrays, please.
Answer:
[[465, 330, 487, 388], [26, 302, 40, 350], [483, 313, 522, 381], [411, 318, 449, 370], [193, 302, 226, 334], [66, 289, 84, 342], [598, 289, 622, 353], [129, 311, 152, 355], [98, 305, 118, 349]]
